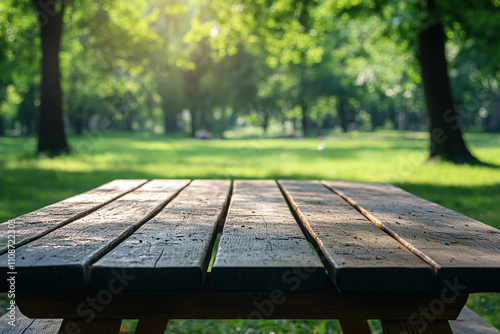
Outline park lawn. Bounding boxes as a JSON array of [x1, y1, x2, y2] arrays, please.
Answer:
[[1, 130, 499, 333]]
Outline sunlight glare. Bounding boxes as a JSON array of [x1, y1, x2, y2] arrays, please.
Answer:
[[210, 25, 219, 37]]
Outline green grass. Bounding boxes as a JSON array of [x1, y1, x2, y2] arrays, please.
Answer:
[[1, 130, 500, 333]]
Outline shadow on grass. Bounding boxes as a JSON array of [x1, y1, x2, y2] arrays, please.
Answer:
[[393, 182, 500, 229], [473, 160, 500, 169]]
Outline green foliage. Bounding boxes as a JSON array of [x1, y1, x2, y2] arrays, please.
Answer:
[[0, 0, 40, 135], [1, 0, 500, 142], [122, 318, 345, 333]]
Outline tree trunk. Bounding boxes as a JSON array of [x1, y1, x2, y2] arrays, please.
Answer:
[[34, 0, 70, 155], [162, 99, 180, 134], [74, 118, 83, 136], [400, 104, 409, 130], [337, 97, 348, 133], [184, 71, 200, 138], [189, 109, 197, 138], [202, 109, 212, 132], [370, 106, 379, 131], [301, 100, 309, 136], [417, 22, 477, 163], [123, 113, 133, 131], [69, 106, 85, 136], [0, 116, 5, 136], [389, 104, 398, 130], [299, 62, 309, 136], [486, 102, 500, 132], [165, 111, 179, 134], [262, 111, 269, 133], [183, 38, 211, 138]]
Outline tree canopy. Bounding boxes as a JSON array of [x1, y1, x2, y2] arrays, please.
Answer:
[[1, 0, 499, 161]]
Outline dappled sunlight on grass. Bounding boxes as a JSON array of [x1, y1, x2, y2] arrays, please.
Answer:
[[2, 131, 499, 224]]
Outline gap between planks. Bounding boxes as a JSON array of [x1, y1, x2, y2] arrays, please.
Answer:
[[0, 179, 148, 255], [211, 180, 325, 291], [90, 180, 232, 291], [278, 180, 435, 292], [321, 180, 500, 293], [0, 180, 191, 292]]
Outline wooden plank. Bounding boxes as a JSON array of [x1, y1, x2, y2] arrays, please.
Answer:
[[279, 180, 435, 292], [59, 319, 121, 334], [0, 179, 190, 292], [323, 181, 500, 293], [0, 307, 62, 334], [338, 319, 371, 334], [0, 307, 34, 334], [0, 179, 147, 255], [211, 180, 325, 291], [449, 306, 500, 334], [16, 277, 468, 320], [24, 319, 63, 333], [91, 180, 231, 291], [134, 319, 169, 334], [381, 319, 453, 334]]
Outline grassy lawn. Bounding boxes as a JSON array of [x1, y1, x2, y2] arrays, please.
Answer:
[[1, 130, 499, 333]]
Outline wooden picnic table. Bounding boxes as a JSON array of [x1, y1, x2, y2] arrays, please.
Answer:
[[1, 179, 500, 334]]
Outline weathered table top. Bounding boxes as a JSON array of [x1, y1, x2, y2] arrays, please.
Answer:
[[2, 178, 500, 294], [1, 179, 500, 333]]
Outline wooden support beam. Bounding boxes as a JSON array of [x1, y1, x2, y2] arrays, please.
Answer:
[[59, 319, 122, 334], [17, 278, 467, 321]]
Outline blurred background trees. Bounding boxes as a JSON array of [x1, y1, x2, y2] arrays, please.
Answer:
[[0, 0, 499, 161]]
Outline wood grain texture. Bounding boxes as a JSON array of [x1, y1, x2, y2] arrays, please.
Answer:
[[323, 181, 500, 293], [211, 180, 325, 291], [279, 180, 435, 292], [91, 180, 231, 291], [0, 307, 62, 334], [23, 319, 63, 333], [0, 179, 147, 255], [0, 180, 190, 292], [16, 277, 468, 320], [381, 319, 453, 334], [0, 307, 34, 334], [449, 306, 500, 334]]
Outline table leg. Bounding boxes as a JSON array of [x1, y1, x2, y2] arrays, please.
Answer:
[[58, 318, 122, 334], [135, 319, 169, 334], [381, 319, 453, 334], [338, 319, 371, 334]]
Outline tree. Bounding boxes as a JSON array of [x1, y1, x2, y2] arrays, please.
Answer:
[[157, 66, 185, 134], [147, 0, 190, 134], [447, 1, 500, 134], [1, 0, 41, 137], [0, 10, 9, 136], [417, 0, 477, 163], [207, 0, 326, 136], [183, 37, 212, 138], [343, 0, 487, 163], [33, 0, 69, 155]]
